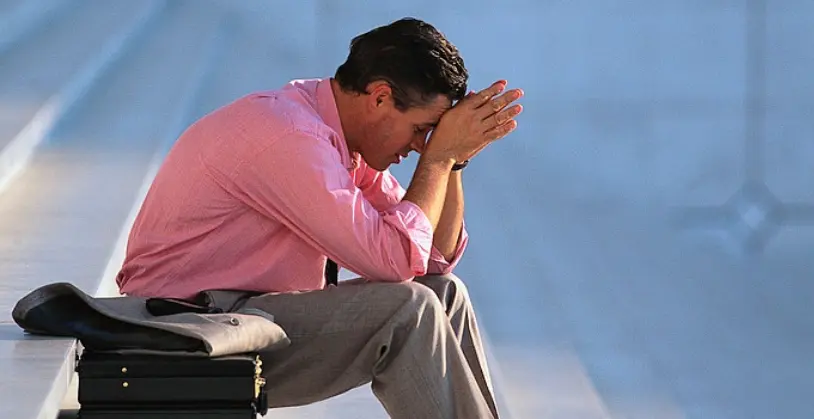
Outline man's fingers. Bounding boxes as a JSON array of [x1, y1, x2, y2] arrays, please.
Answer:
[[484, 119, 519, 141], [484, 103, 523, 129], [467, 80, 507, 107], [479, 89, 524, 119]]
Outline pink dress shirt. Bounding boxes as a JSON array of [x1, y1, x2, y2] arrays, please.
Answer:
[[116, 78, 468, 299]]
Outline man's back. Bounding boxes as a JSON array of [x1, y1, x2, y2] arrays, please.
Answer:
[[116, 79, 353, 298]]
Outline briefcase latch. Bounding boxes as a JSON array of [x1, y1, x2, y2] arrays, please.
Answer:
[[254, 355, 268, 415]]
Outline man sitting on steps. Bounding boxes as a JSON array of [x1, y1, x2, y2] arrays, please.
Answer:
[[115, 17, 523, 419]]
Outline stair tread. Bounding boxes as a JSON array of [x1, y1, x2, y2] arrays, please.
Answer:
[[0, 1, 222, 319], [0, 0, 159, 151]]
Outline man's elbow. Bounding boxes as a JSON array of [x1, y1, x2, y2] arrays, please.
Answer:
[[365, 239, 430, 282], [390, 264, 423, 282], [379, 259, 426, 283], [365, 270, 416, 283]]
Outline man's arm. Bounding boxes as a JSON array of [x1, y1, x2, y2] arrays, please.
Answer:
[[433, 171, 464, 261], [354, 158, 466, 273], [402, 155, 453, 231], [227, 132, 437, 282]]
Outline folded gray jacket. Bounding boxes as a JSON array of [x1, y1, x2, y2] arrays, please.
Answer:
[[11, 282, 290, 357]]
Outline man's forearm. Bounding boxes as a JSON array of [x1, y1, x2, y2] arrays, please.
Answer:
[[433, 170, 464, 261], [402, 155, 454, 230]]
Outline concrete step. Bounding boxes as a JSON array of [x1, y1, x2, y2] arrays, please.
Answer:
[[0, 0, 33, 18], [465, 144, 686, 418], [0, 2, 225, 418], [0, 1, 226, 312], [0, 0, 69, 56], [0, 0, 164, 195], [188, 0, 319, 116]]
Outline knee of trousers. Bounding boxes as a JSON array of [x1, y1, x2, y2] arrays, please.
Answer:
[[396, 282, 449, 327], [415, 273, 473, 312]]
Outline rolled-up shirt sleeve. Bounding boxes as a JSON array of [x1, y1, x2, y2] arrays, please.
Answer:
[[207, 130, 432, 282], [356, 159, 469, 275], [426, 223, 468, 274]]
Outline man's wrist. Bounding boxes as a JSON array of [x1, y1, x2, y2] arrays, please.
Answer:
[[419, 153, 456, 171]]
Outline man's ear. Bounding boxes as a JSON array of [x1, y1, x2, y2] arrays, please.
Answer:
[[366, 81, 393, 109]]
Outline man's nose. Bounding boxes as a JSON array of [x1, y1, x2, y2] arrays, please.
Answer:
[[410, 136, 426, 153]]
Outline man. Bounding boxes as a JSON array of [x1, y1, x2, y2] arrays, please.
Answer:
[[116, 17, 523, 419]]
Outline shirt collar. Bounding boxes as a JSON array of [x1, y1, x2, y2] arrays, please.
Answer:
[[316, 78, 360, 171]]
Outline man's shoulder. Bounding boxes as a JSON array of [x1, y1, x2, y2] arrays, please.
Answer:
[[237, 78, 332, 137], [192, 78, 343, 170]]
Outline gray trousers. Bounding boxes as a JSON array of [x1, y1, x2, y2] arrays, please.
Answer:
[[241, 273, 499, 419]]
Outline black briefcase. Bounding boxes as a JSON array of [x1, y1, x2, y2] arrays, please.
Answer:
[[77, 408, 257, 418], [76, 350, 268, 418]]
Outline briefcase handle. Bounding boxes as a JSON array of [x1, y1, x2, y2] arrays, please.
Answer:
[[145, 297, 224, 316]]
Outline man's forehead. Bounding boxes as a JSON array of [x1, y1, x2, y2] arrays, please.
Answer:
[[421, 97, 453, 125]]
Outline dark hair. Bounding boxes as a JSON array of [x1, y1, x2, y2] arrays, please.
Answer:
[[334, 17, 468, 111]]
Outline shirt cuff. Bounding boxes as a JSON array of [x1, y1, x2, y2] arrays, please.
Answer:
[[427, 220, 469, 274], [381, 200, 433, 277]]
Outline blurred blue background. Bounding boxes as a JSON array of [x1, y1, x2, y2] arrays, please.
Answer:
[[1, 1, 812, 418]]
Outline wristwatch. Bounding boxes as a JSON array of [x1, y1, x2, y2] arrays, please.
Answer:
[[451, 160, 470, 171]]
